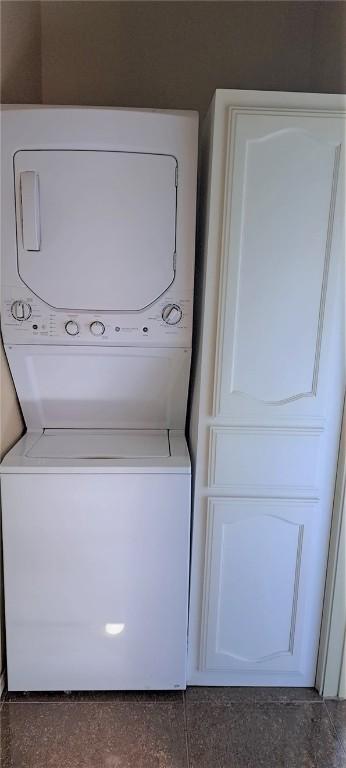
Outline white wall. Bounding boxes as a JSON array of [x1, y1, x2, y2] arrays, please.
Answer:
[[340, 636, 346, 698], [318, 403, 346, 697]]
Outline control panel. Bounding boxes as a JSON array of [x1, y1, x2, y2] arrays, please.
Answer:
[[2, 289, 193, 347]]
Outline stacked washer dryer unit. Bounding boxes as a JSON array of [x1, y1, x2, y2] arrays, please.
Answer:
[[0, 106, 198, 691]]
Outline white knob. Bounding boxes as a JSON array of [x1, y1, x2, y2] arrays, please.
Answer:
[[90, 321, 105, 336], [65, 320, 79, 336], [11, 300, 32, 321], [162, 304, 182, 325]]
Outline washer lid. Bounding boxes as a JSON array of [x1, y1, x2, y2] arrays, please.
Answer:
[[26, 429, 170, 459], [14, 150, 177, 311]]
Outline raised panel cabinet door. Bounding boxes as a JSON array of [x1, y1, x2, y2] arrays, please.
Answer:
[[200, 498, 322, 685], [214, 110, 345, 421]]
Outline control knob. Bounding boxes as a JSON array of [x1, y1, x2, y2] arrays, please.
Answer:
[[11, 300, 32, 321], [90, 321, 105, 336], [162, 304, 182, 325], [65, 320, 79, 336]]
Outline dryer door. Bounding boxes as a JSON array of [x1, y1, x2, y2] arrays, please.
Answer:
[[14, 150, 177, 311]]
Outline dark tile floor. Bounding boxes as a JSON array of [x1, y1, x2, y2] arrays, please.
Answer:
[[1, 688, 345, 767]]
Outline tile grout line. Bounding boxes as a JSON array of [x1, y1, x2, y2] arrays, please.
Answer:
[[0, 699, 182, 709], [323, 699, 346, 757], [183, 691, 191, 768], [184, 697, 324, 707], [4, 692, 324, 706], [0, 697, 187, 709]]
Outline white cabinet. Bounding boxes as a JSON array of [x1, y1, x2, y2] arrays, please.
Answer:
[[188, 90, 346, 686]]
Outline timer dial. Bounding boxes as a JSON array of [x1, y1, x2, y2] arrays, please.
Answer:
[[90, 321, 105, 336], [162, 304, 182, 325], [65, 320, 79, 336], [11, 300, 32, 321]]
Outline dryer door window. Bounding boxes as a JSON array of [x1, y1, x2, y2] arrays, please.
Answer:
[[14, 150, 177, 311]]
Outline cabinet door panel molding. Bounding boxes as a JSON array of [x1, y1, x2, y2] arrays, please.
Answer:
[[208, 425, 323, 497], [199, 498, 318, 682], [214, 109, 343, 418]]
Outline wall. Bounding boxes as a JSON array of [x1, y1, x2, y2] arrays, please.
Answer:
[[340, 635, 346, 698], [40, 1, 317, 113], [0, 0, 41, 690], [0, 347, 25, 689], [2, 0, 344, 114], [310, 1, 346, 94], [0, 346, 24, 461], [1, 0, 41, 103], [317, 401, 346, 697]]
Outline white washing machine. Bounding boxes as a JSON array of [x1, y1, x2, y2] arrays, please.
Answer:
[[0, 106, 198, 691]]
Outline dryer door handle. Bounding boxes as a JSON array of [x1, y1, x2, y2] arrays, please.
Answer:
[[20, 171, 41, 251]]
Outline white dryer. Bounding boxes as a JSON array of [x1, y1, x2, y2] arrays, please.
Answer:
[[0, 106, 198, 691]]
